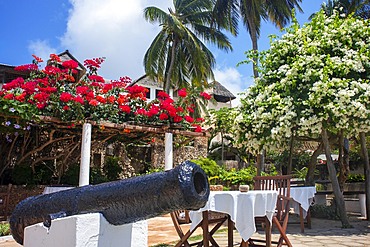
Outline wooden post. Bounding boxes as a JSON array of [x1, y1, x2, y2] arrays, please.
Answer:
[[165, 133, 173, 171], [79, 123, 91, 186]]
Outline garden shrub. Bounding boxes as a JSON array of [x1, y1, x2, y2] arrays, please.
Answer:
[[103, 156, 123, 181], [0, 223, 10, 236]]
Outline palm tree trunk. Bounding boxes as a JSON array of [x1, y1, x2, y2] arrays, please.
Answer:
[[165, 38, 178, 94], [359, 132, 370, 220], [322, 127, 351, 227]]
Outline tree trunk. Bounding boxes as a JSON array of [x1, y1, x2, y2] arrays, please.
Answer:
[[322, 127, 351, 227], [287, 134, 294, 175], [250, 25, 259, 78], [359, 132, 370, 220], [256, 151, 264, 176], [306, 142, 323, 186], [164, 38, 178, 93], [338, 131, 350, 190]]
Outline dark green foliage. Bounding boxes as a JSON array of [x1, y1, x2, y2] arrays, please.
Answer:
[[310, 204, 339, 220], [11, 164, 34, 185], [191, 157, 257, 188], [346, 174, 365, 183], [90, 167, 109, 184], [103, 156, 122, 181], [60, 164, 80, 186]]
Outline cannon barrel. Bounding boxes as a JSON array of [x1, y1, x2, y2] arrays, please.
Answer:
[[10, 161, 210, 245]]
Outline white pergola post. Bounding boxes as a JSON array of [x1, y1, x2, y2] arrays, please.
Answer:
[[164, 133, 173, 171], [79, 123, 91, 186]]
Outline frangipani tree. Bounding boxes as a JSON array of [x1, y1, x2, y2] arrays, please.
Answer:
[[237, 10, 370, 226]]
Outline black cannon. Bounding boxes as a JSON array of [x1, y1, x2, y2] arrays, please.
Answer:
[[10, 161, 210, 245]]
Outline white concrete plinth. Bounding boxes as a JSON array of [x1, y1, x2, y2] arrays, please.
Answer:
[[24, 213, 148, 247]]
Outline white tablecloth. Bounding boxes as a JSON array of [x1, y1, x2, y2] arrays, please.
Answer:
[[189, 190, 278, 241], [290, 186, 316, 217]]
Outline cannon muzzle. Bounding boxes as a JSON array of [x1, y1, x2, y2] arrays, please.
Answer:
[[10, 161, 210, 245]]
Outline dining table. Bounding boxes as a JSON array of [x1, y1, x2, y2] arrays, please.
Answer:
[[290, 186, 316, 232], [189, 190, 278, 247]]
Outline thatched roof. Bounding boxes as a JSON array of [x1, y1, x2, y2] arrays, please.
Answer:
[[210, 81, 236, 103]]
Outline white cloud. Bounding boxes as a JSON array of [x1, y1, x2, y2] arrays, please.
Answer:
[[60, 0, 173, 80], [28, 40, 57, 66], [214, 67, 254, 107]]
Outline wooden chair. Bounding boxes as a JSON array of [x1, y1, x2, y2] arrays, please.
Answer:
[[171, 185, 232, 247], [245, 175, 292, 247]]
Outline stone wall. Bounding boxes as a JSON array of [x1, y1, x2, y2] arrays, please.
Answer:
[[151, 136, 208, 167]]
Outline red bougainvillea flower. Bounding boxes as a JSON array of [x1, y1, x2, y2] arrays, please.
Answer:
[[73, 96, 84, 104], [187, 107, 194, 113], [159, 113, 169, 120], [32, 54, 43, 63], [36, 103, 46, 109], [63, 74, 75, 82], [200, 92, 212, 100], [178, 88, 187, 97], [126, 85, 148, 98], [21, 81, 37, 94], [39, 86, 57, 94], [119, 105, 131, 113], [173, 115, 182, 123], [15, 92, 26, 102], [84, 57, 105, 71], [43, 65, 62, 76], [85, 91, 95, 101], [135, 108, 147, 116], [96, 95, 106, 104], [157, 91, 169, 99], [50, 54, 61, 63], [185, 115, 194, 123], [89, 99, 99, 106], [147, 105, 159, 117], [76, 86, 90, 95], [60, 92, 73, 103], [196, 117, 205, 123], [14, 64, 38, 72], [117, 94, 127, 105], [63, 105, 70, 111], [33, 92, 49, 103], [3, 93, 14, 100], [107, 95, 115, 104], [62, 60, 79, 69], [193, 124, 202, 132], [2, 77, 24, 90], [88, 75, 105, 83]]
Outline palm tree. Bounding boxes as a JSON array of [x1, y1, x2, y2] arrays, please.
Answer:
[[310, 0, 370, 19], [213, 0, 303, 78], [143, 0, 233, 94]]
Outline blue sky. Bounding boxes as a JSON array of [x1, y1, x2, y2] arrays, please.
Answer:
[[0, 0, 324, 105]]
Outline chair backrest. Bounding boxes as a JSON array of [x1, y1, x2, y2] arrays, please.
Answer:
[[253, 175, 292, 222], [253, 175, 291, 198]]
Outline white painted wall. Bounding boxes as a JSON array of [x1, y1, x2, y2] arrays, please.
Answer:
[[24, 213, 148, 247]]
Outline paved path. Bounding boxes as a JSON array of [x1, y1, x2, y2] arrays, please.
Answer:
[[1, 214, 369, 246], [148, 214, 370, 247]]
